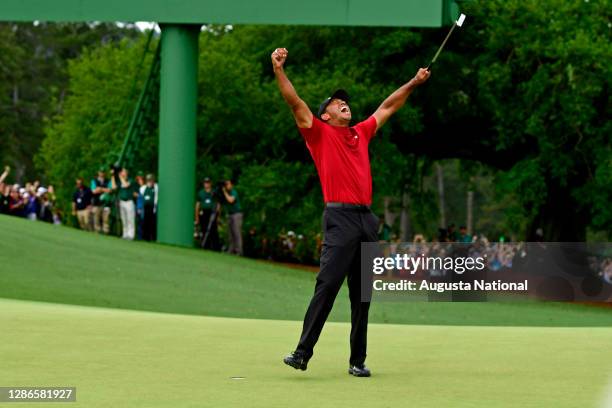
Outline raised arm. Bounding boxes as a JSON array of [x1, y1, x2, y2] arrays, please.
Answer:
[[0, 166, 10, 184], [272, 48, 313, 129], [373, 68, 431, 132]]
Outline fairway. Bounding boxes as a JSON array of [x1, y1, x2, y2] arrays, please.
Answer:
[[1, 298, 612, 408], [1, 215, 611, 327]]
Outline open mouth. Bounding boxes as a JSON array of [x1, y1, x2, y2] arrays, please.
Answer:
[[340, 106, 349, 113]]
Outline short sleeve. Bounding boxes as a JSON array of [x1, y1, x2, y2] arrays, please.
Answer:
[[90, 180, 97, 190], [354, 116, 378, 142], [298, 117, 324, 146]]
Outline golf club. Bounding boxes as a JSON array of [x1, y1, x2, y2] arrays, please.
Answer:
[[426, 13, 466, 71]]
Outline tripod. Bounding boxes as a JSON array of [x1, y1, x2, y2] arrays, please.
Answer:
[[201, 203, 221, 249]]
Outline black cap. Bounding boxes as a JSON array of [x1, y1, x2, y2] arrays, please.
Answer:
[[317, 89, 350, 119]]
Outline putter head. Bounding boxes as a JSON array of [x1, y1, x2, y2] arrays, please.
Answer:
[[457, 13, 466, 27]]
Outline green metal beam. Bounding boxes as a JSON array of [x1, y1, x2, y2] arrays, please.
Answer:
[[157, 24, 199, 247], [0, 0, 458, 27]]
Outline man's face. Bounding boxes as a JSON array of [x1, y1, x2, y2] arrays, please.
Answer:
[[204, 181, 212, 191], [224, 181, 233, 191], [322, 98, 351, 124], [120, 169, 128, 178], [98, 171, 105, 179], [76, 179, 83, 188]]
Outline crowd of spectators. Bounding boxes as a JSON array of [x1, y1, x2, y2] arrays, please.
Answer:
[[0, 166, 60, 223], [3, 163, 610, 280], [69, 167, 158, 241]]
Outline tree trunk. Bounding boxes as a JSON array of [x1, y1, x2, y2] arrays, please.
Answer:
[[436, 163, 446, 229], [399, 190, 411, 241], [466, 190, 474, 235], [383, 196, 397, 230]]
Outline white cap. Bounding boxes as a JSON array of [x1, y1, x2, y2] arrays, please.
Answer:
[[37, 186, 47, 196]]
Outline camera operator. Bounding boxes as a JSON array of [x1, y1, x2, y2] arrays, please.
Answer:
[[222, 179, 243, 256], [195, 177, 220, 251]]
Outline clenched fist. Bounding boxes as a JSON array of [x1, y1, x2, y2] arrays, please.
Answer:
[[412, 68, 431, 86], [271, 48, 288, 70]]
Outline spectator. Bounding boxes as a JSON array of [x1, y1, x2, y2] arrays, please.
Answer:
[[111, 168, 138, 240], [222, 179, 243, 255], [0, 181, 10, 214], [0, 166, 10, 215], [459, 225, 472, 243], [10, 185, 26, 217], [377, 216, 391, 242], [140, 173, 158, 241], [0, 165, 9, 184], [90, 168, 112, 234], [195, 177, 220, 251], [135, 171, 146, 240], [72, 177, 93, 231], [447, 223, 458, 242], [24, 190, 40, 221], [47, 185, 61, 224], [37, 188, 54, 223]]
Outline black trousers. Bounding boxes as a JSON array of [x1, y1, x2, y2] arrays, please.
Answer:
[[142, 205, 157, 241], [296, 206, 378, 366]]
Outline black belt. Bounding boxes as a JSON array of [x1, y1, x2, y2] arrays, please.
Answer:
[[325, 202, 371, 211]]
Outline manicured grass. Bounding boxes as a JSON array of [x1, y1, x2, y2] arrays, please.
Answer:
[[1, 298, 611, 408], [1, 214, 611, 327]]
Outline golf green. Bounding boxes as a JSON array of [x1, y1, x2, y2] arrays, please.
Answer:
[[1, 298, 611, 408]]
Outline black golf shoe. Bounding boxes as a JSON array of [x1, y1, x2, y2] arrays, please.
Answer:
[[348, 364, 371, 377], [283, 351, 308, 371]]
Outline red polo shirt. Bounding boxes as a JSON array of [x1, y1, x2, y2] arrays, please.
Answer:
[[299, 116, 378, 205]]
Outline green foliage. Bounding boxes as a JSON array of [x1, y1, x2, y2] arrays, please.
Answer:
[[0, 22, 139, 181], [33, 0, 611, 246], [238, 160, 322, 235], [465, 0, 612, 238], [37, 35, 154, 212]]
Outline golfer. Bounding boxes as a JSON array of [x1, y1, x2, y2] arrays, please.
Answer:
[[272, 47, 430, 377]]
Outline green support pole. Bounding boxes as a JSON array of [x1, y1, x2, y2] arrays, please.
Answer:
[[158, 24, 200, 247]]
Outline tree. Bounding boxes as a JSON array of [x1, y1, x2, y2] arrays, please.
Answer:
[[0, 22, 139, 181], [37, 34, 154, 212], [37, 1, 611, 244]]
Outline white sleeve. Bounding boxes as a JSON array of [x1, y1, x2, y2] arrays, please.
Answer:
[[154, 184, 159, 208]]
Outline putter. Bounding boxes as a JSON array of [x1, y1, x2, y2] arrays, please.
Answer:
[[426, 13, 466, 71]]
